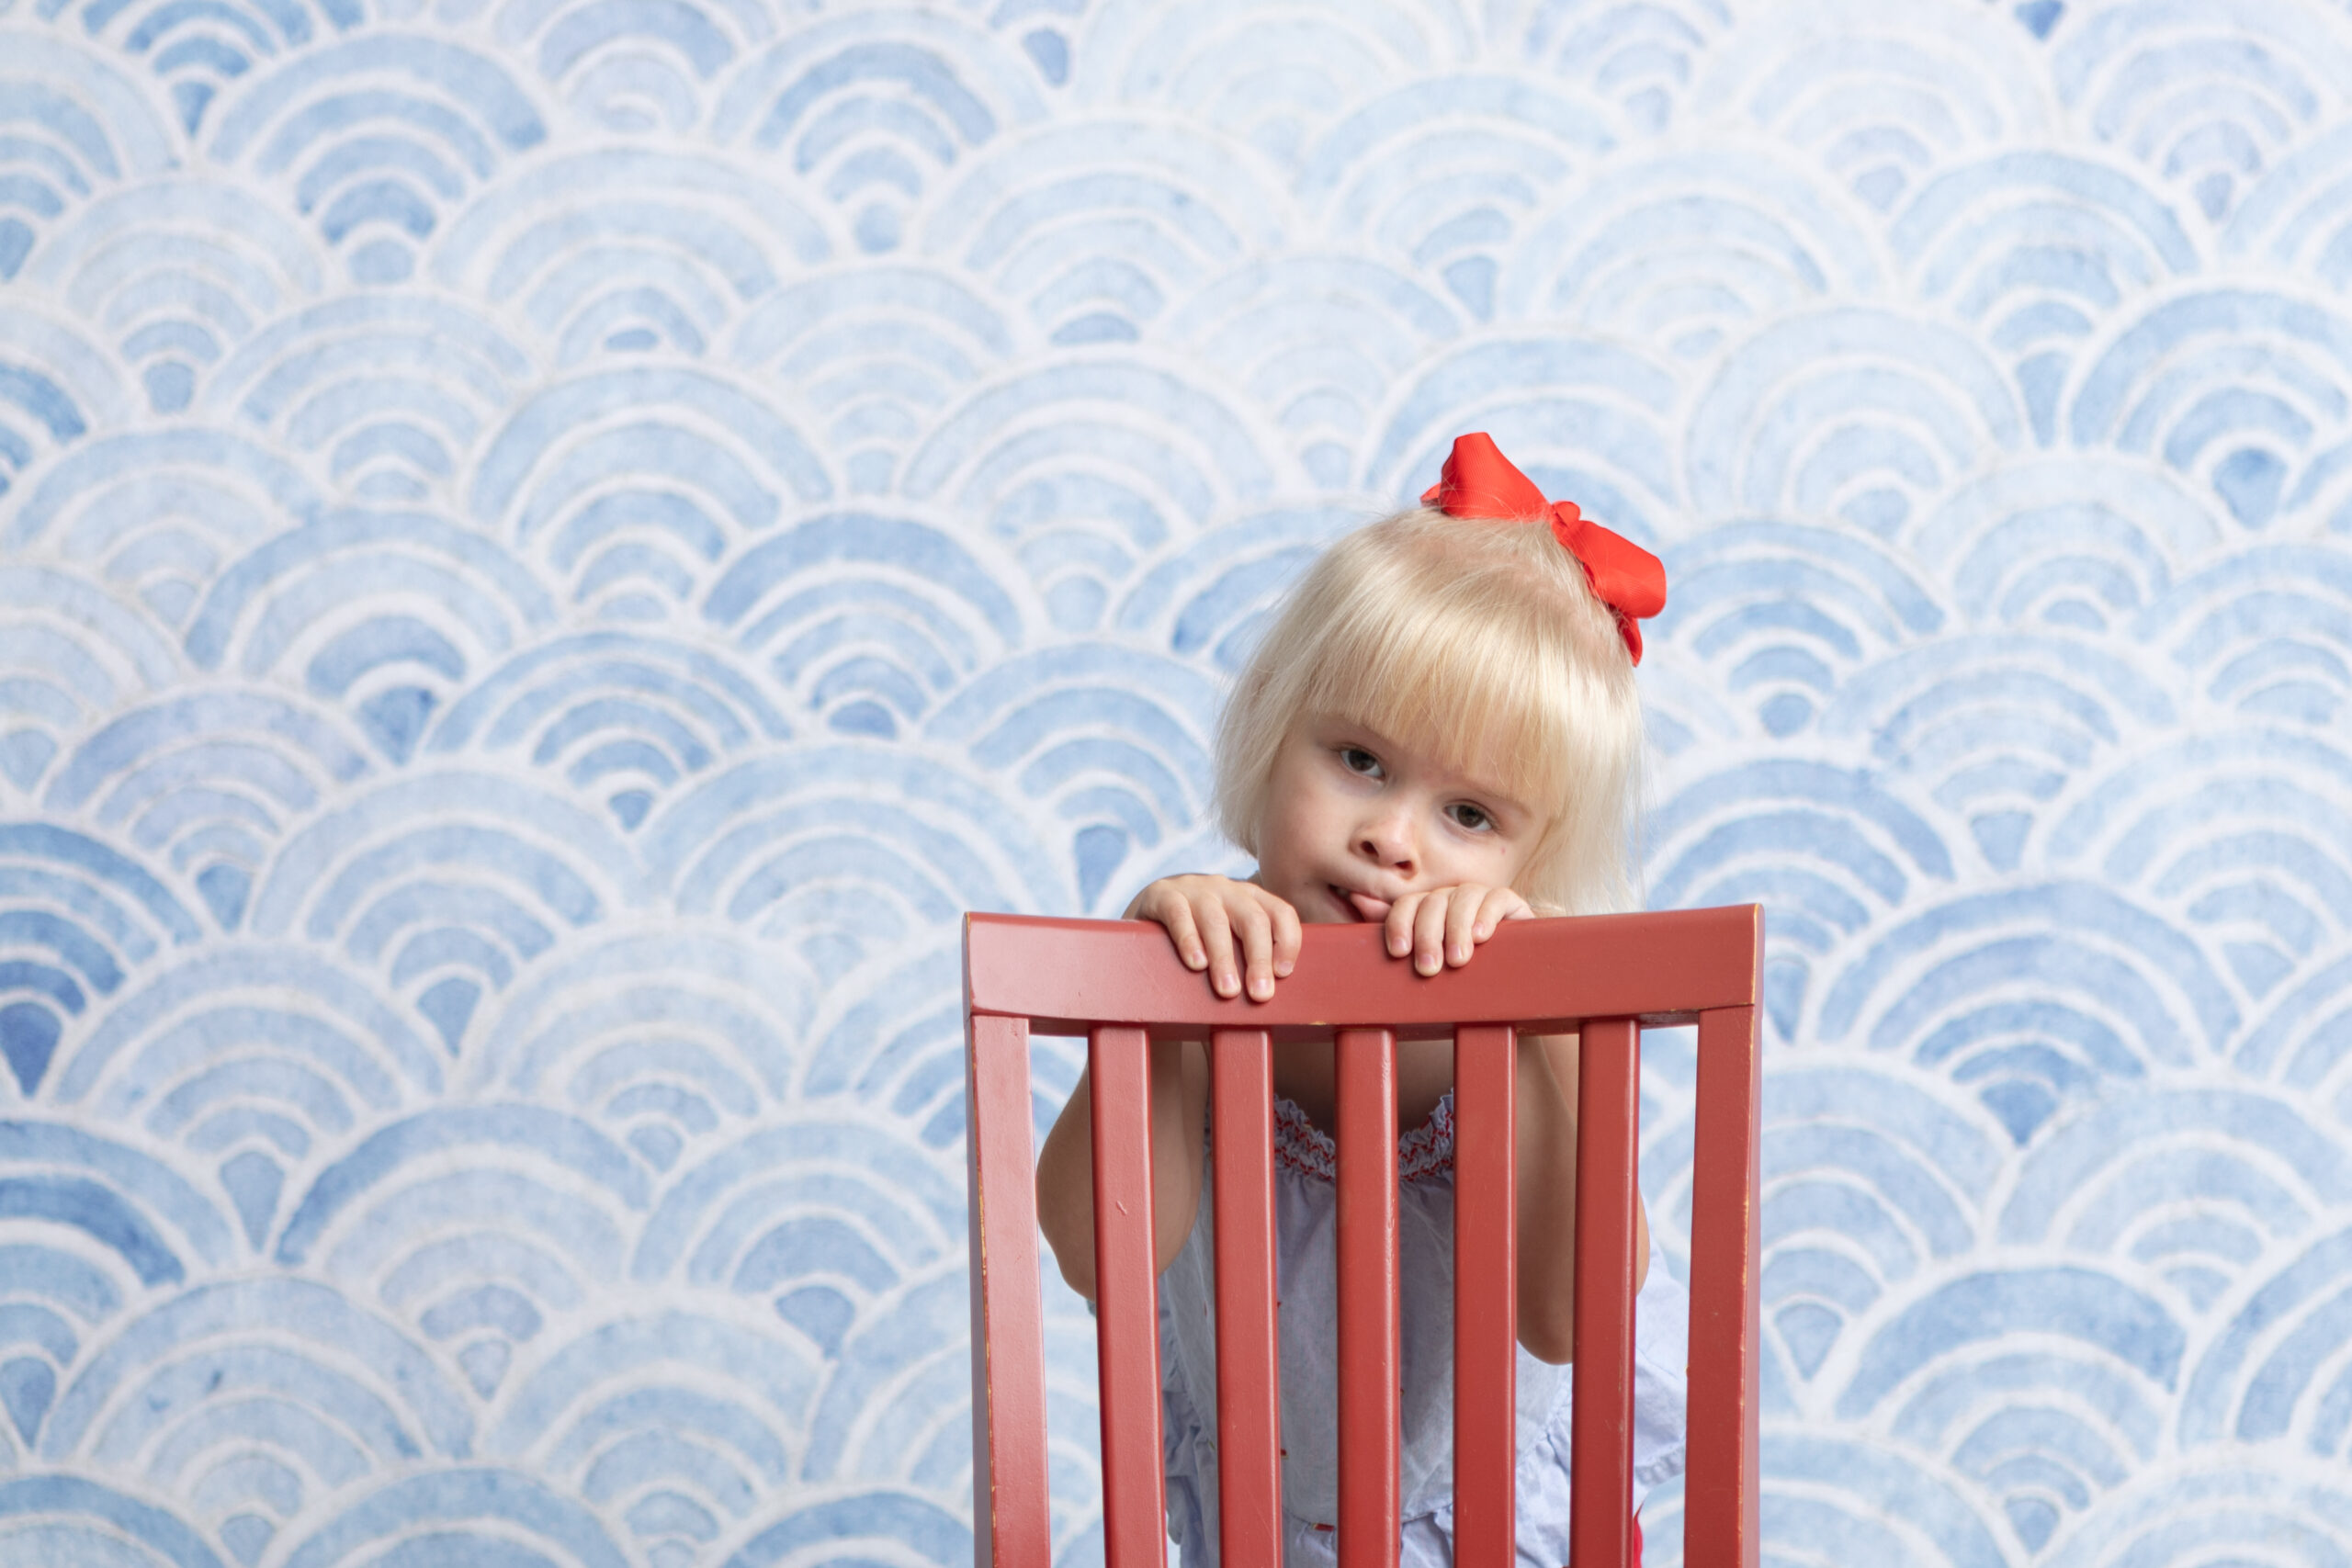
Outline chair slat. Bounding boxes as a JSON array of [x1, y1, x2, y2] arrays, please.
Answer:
[[1569, 1018, 1640, 1568], [1211, 1028, 1283, 1568], [1336, 1027, 1400, 1568], [967, 1012, 1052, 1567], [1687, 1004, 1762, 1568], [1090, 1026, 1168, 1568], [1452, 1024, 1515, 1568]]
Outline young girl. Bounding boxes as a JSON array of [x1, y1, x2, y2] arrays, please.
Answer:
[[1034, 434, 1689, 1567]]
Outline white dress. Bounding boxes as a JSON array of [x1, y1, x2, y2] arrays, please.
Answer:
[[1156, 1094, 1689, 1568]]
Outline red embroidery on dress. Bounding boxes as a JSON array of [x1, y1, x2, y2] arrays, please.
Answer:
[[1272, 1095, 1454, 1183], [1398, 1094, 1455, 1181], [1272, 1098, 1334, 1179]]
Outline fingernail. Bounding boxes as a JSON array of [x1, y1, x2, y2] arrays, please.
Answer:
[[1450, 942, 1467, 963], [1274, 960, 1293, 976], [1250, 976, 1271, 999]]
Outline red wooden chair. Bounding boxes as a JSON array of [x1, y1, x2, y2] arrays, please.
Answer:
[[964, 905, 1763, 1568]]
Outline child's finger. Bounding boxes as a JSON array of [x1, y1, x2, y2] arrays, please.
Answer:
[[1412, 888, 1451, 975], [1475, 886, 1532, 938], [1385, 892, 1420, 958], [1230, 896, 1276, 1000], [1444, 886, 1486, 964], [1157, 895, 1207, 970], [1267, 896, 1302, 978], [1195, 897, 1241, 998]]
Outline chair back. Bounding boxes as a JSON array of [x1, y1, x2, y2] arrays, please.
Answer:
[[963, 905, 1763, 1568]]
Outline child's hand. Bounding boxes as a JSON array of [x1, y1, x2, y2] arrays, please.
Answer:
[[1126, 875, 1302, 1002], [1382, 884, 1536, 976]]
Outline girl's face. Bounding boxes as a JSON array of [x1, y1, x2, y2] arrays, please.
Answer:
[[1250, 714, 1550, 924]]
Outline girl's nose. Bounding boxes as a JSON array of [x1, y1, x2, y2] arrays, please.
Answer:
[[1356, 811, 1416, 874]]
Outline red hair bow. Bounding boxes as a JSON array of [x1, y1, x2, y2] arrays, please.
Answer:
[[1420, 431, 1668, 665]]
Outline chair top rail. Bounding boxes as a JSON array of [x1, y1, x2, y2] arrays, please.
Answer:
[[965, 905, 1760, 1040]]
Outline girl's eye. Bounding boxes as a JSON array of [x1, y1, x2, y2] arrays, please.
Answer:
[[1339, 747, 1383, 778], [1447, 803, 1492, 832]]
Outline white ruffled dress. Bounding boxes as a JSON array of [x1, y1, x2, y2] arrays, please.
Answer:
[[1157, 1094, 1689, 1568]]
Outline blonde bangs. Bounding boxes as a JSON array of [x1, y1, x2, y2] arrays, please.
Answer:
[[1216, 508, 1645, 913], [1293, 570, 1577, 822]]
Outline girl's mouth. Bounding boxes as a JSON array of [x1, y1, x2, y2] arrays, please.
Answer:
[[1338, 886, 1391, 922]]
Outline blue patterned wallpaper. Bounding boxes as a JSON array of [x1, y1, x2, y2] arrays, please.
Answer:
[[3, 0, 2352, 1562]]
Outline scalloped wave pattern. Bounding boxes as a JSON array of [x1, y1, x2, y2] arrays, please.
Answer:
[[4, 0, 2352, 1562]]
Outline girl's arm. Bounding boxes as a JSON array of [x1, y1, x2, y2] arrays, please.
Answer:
[[1374, 884, 1650, 1364], [1513, 1030, 1650, 1364], [1035, 1039, 1209, 1301], [1035, 875, 1298, 1299]]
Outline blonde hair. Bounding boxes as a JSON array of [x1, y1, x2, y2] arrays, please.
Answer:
[[1214, 508, 1645, 913]]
